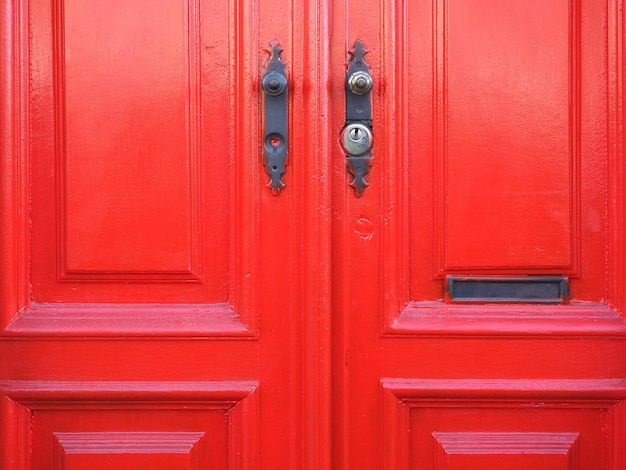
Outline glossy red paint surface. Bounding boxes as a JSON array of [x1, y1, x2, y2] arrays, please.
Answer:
[[1, 0, 331, 468], [1, 0, 626, 468], [331, 0, 626, 469]]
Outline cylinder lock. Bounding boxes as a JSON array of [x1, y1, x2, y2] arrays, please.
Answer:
[[341, 123, 373, 156]]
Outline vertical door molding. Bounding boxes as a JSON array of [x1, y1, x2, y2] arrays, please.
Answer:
[[298, 0, 333, 467], [378, 0, 411, 331], [0, 0, 31, 331], [608, 0, 626, 314]]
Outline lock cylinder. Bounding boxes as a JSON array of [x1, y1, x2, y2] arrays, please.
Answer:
[[341, 123, 373, 156]]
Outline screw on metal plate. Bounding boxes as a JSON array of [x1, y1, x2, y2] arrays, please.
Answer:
[[342, 40, 373, 196], [261, 41, 288, 194]]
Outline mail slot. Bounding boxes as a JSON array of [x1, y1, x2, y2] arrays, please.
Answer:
[[446, 276, 569, 303]]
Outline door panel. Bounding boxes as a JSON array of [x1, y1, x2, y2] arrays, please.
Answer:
[[55, 0, 202, 276], [410, 0, 605, 297], [29, 0, 229, 306], [5, 380, 255, 469], [1, 0, 331, 468], [443, 0, 574, 270], [332, 0, 626, 468], [382, 378, 624, 469]]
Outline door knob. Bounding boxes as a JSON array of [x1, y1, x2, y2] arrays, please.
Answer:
[[341, 40, 373, 196], [347, 71, 374, 95], [261, 41, 288, 195]]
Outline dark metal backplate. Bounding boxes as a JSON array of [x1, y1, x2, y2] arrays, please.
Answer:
[[261, 41, 288, 194], [344, 40, 373, 196]]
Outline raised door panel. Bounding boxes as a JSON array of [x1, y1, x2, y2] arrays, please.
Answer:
[[378, 0, 624, 332], [374, 0, 626, 336], [1, 381, 257, 469], [408, 0, 604, 302]]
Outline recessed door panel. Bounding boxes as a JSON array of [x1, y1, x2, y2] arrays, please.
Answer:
[[445, 0, 574, 270], [30, 0, 228, 304], [62, 0, 197, 275]]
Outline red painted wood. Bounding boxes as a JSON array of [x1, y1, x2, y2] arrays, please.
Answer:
[[332, 0, 626, 469], [1, 0, 331, 468], [444, 0, 574, 270], [29, 0, 228, 303], [2, 0, 626, 468], [1, 380, 257, 469]]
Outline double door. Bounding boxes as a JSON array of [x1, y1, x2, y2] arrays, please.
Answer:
[[1, 0, 625, 468]]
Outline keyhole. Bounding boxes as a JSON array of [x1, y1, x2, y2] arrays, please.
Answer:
[[349, 128, 362, 141]]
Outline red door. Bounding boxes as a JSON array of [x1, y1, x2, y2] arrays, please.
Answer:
[[331, 0, 626, 468], [0, 0, 330, 468], [2, 0, 626, 469]]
